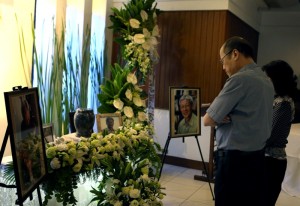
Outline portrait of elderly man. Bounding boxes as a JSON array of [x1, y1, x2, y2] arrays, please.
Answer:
[[177, 94, 198, 134]]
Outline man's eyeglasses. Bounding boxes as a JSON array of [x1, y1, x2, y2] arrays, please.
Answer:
[[220, 50, 233, 64]]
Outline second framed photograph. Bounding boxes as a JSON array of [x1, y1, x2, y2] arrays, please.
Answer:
[[96, 113, 122, 134], [43, 123, 54, 143], [169, 87, 201, 138]]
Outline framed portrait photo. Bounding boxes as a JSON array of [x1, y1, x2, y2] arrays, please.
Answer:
[[4, 87, 47, 203], [43, 123, 54, 143], [96, 113, 122, 134], [169, 87, 201, 138]]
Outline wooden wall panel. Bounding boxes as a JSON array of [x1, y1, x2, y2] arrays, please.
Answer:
[[155, 10, 259, 109], [155, 10, 227, 109]]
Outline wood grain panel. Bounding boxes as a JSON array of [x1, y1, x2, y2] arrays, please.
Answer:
[[155, 10, 228, 109], [155, 10, 259, 109]]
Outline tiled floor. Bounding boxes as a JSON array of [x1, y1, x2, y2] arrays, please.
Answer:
[[160, 164, 300, 206]]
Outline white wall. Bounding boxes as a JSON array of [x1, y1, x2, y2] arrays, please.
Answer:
[[154, 109, 212, 162], [0, 0, 35, 157], [258, 10, 300, 87]]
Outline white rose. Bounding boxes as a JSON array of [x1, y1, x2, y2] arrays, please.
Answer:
[[133, 34, 145, 44], [129, 188, 140, 198], [50, 157, 61, 169], [124, 106, 134, 118], [127, 73, 137, 85], [125, 89, 133, 101], [113, 98, 124, 110], [129, 18, 140, 28]]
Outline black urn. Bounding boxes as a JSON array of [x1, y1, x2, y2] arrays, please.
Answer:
[[74, 108, 95, 137]]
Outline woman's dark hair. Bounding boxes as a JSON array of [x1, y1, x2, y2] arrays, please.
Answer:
[[262, 60, 298, 99]]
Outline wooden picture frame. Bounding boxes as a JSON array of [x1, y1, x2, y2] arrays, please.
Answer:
[[4, 87, 47, 203], [169, 87, 201, 138], [96, 113, 122, 134], [43, 123, 54, 143]]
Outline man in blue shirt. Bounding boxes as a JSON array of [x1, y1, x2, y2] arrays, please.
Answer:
[[203, 36, 274, 206]]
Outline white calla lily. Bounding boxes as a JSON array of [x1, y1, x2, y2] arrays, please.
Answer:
[[129, 18, 140, 28], [113, 98, 124, 110], [127, 73, 138, 85], [124, 106, 134, 118], [133, 34, 145, 44], [140, 10, 148, 21]]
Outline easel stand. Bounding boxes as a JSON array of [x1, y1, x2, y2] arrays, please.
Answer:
[[159, 133, 215, 200], [0, 127, 43, 205]]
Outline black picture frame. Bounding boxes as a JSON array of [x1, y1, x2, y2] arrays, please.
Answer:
[[169, 87, 201, 138], [4, 87, 47, 203]]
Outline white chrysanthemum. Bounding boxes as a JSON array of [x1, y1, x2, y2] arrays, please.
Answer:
[[50, 157, 61, 169], [141, 174, 150, 182], [140, 10, 148, 21], [114, 201, 122, 206], [122, 186, 130, 195], [130, 200, 139, 206], [138, 112, 147, 121], [133, 33, 145, 44], [129, 18, 140, 28], [113, 98, 124, 110], [124, 106, 134, 118], [125, 89, 133, 100], [129, 188, 140, 198], [127, 73, 137, 85], [57, 143, 68, 151]]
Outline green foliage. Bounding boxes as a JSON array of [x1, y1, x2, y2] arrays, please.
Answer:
[[17, 16, 103, 137]]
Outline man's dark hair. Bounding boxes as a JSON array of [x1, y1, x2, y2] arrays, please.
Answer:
[[223, 36, 254, 59], [106, 117, 114, 123]]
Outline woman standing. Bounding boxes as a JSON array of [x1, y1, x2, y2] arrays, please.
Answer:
[[262, 60, 298, 206]]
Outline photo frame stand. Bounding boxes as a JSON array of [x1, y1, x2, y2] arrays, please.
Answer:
[[158, 133, 215, 200], [0, 86, 43, 206]]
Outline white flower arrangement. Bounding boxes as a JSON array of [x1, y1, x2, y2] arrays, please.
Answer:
[[109, 0, 160, 79], [98, 63, 148, 125], [42, 122, 164, 206]]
